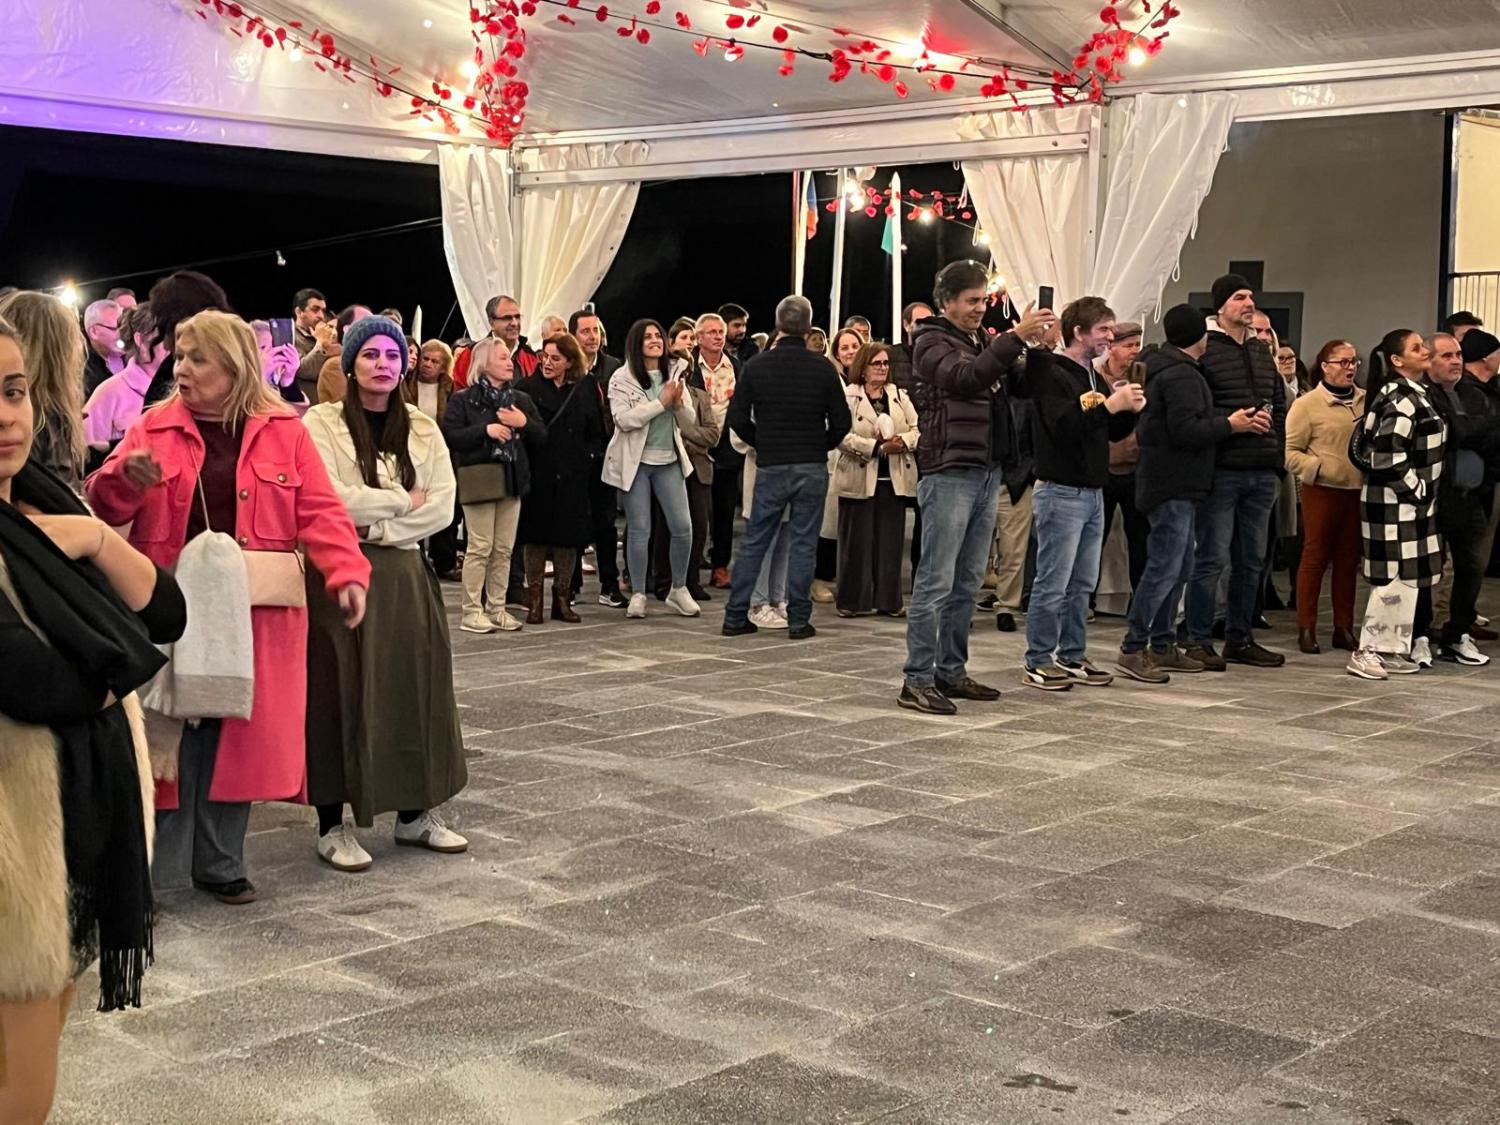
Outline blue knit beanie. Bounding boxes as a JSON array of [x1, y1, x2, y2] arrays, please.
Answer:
[[340, 315, 409, 376]]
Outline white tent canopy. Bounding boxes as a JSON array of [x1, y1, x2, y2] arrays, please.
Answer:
[[8, 0, 1500, 334]]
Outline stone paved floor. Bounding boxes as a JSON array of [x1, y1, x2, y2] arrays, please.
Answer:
[[52, 580, 1500, 1124]]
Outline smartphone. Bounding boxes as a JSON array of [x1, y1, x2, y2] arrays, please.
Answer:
[[269, 317, 295, 348], [1128, 361, 1146, 387], [1037, 285, 1055, 311], [1259, 401, 1273, 413]]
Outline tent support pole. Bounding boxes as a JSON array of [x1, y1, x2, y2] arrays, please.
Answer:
[[830, 168, 848, 334], [890, 171, 903, 348]]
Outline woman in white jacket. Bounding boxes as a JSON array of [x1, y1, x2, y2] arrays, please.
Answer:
[[301, 316, 468, 873], [602, 319, 702, 619], [833, 343, 919, 616]]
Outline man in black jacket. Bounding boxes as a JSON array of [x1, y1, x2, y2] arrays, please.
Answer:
[[1116, 307, 1265, 683], [888, 301, 933, 390], [568, 308, 626, 606], [1460, 329, 1500, 596], [722, 295, 851, 639], [1182, 273, 1287, 670], [900, 260, 1052, 714], [1021, 296, 1145, 691]]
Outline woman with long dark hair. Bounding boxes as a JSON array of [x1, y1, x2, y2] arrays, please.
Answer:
[[0, 290, 87, 488], [1346, 329, 1446, 680], [0, 317, 185, 1122], [515, 332, 606, 624], [1285, 339, 1364, 653], [303, 315, 467, 871], [601, 319, 701, 619]]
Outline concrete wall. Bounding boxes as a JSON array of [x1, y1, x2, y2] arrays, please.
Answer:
[[1158, 111, 1445, 358]]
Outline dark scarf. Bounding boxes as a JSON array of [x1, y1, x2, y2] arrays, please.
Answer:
[[2, 462, 164, 1009], [1321, 379, 1356, 401], [468, 376, 520, 463]]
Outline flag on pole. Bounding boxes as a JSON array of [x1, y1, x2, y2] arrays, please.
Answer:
[[804, 170, 819, 240], [880, 211, 896, 256]]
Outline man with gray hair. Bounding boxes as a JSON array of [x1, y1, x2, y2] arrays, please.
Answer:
[[689, 311, 744, 589], [82, 297, 125, 396], [722, 295, 852, 639]]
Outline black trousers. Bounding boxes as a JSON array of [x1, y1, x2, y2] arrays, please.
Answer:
[[709, 465, 741, 570], [1441, 492, 1489, 645], [1102, 471, 1149, 594], [909, 502, 923, 574], [425, 495, 463, 577], [573, 474, 621, 596], [815, 537, 837, 582], [650, 476, 710, 593], [836, 480, 905, 613]]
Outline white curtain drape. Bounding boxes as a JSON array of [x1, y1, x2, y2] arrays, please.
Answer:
[[960, 106, 1094, 310], [1088, 92, 1239, 323], [514, 142, 645, 343], [438, 144, 517, 342]]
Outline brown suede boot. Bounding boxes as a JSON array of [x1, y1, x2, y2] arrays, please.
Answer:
[[552, 587, 581, 623], [526, 582, 545, 625]]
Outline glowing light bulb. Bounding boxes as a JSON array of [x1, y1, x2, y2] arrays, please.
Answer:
[[460, 60, 480, 80], [1128, 45, 1147, 67], [57, 284, 78, 307], [1177, 95, 1189, 108], [919, 209, 935, 224], [287, 46, 302, 63], [422, 18, 433, 29], [975, 230, 991, 246]]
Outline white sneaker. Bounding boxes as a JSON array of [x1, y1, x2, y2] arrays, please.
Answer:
[[393, 811, 468, 853], [487, 606, 524, 632], [1383, 652, 1421, 675], [811, 579, 835, 604], [459, 611, 496, 634], [1411, 637, 1434, 668], [1449, 634, 1491, 666], [626, 593, 648, 619], [774, 602, 789, 622], [317, 823, 373, 872], [1346, 649, 1388, 680], [1477, 615, 1490, 628], [750, 604, 786, 629], [665, 586, 701, 617]]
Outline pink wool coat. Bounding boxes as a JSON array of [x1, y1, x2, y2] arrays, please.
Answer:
[[86, 399, 371, 810]]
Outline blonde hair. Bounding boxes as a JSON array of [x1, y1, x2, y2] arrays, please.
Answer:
[[0, 290, 86, 474], [469, 335, 512, 382], [170, 310, 287, 426], [419, 339, 454, 377]]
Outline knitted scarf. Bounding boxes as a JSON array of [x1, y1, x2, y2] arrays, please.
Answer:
[[2, 462, 164, 1009], [467, 377, 520, 463]]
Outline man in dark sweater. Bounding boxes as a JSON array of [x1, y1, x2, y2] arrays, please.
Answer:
[[722, 295, 851, 639], [900, 261, 1053, 715], [1116, 307, 1265, 683], [1183, 273, 1287, 670], [1021, 296, 1144, 691]]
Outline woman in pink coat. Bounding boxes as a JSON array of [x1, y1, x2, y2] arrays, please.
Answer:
[[87, 310, 370, 906]]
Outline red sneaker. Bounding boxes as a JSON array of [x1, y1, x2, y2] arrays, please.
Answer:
[[710, 567, 732, 589]]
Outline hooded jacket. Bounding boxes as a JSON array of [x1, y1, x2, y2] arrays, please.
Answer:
[[1134, 344, 1232, 512], [909, 318, 1031, 475], [1198, 329, 1286, 472]]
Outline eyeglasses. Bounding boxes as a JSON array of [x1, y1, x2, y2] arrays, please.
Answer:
[[1325, 358, 1360, 369], [867, 360, 891, 369]]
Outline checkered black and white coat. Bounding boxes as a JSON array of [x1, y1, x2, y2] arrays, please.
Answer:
[[1360, 376, 1447, 586]]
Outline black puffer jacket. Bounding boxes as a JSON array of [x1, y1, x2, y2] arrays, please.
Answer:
[[1199, 330, 1285, 471], [909, 318, 1030, 475], [1135, 344, 1232, 513], [440, 382, 546, 498]]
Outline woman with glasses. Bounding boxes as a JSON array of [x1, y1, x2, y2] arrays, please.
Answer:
[[1346, 330, 1446, 679], [832, 343, 918, 617], [1285, 341, 1364, 653]]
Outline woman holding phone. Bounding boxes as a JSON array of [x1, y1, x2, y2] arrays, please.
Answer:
[[602, 319, 701, 620], [87, 310, 370, 906]]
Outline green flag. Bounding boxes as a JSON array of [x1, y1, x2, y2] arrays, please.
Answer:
[[881, 211, 895, 256]]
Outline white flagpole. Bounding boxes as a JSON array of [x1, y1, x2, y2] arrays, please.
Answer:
[[793, 171, 808, 296], [889, 172, 903, 344], [830, 167, 848, 333], [412, 304, 424, 344]]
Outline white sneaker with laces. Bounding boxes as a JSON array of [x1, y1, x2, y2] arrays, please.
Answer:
[[486, 606, 524, 632], [317, 823, 373, 872], [1383, 652, 1421, 674], [626, 593, 648, 619], [774, 602, 789, 622], [750, 604, 786, 629], [1346, 649, 1388, 680], [1411, 637, 1434, 668], [665, 586, 701, 617], [459, 611, 496, 634], [394, 811, 468, 853], [1452, 634, 1491, 666]]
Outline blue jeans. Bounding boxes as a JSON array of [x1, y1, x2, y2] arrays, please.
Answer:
[[726, 464, 829, 629], [753, 522, 791, 606], [1185, 469, 1277, 646], [1122, 499, 1195, 654], [624, 463, 691, 589], [1025, 482, 1104, 670], [903, 466, 1004, 686]]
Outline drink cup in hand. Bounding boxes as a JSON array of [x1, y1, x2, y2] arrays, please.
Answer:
[[877, 415, 895, 441]]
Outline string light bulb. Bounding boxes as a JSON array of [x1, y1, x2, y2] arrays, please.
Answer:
[[919, 208, 935, 224], [1128, 39, 1148, 67], [975, 230, 991, 246], [460, 60, 480, 80], [57, 284, 79, 307], [275, 250, 287, 267]]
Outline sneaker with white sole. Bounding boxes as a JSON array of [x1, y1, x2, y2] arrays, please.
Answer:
[[486, 606, 524, 632], [626, 593, 648, 619], [317, 823, 373, 872], [393, 811, 468, 853], [750, 604, 786, 629], [1411, 637, 1434, 668], [665, 586, 701, 617], [775, 602, 789, 622], [598, 589, 628, 609], [1022, 664, 1074, 691], [1059, 658, 1114, 687], [459, 611, 496, 634], [1382, 651, 1421, 674], [1346, 649, 1388, 680], [1444, 634, 1491, 666]]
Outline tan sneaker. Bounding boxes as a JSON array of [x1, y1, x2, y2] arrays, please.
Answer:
[[487, 606, 524, 632], [459, 611, 496, 634]]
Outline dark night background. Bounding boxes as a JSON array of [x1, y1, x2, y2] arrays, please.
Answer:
[[0, 123, 986, 344]]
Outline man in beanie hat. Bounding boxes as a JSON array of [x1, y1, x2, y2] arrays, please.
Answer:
[[1460, 327, 1500, 621], [1181, 273, 1287, 670], [1117, 306, 1267, 683], [1093, 320, 1150, 600]]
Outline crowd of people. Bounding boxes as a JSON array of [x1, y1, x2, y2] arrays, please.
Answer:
[[2, 253, 1499, 1121]]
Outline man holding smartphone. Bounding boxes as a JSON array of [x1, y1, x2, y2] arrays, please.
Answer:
[[1182, 274, 1287, 669]]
